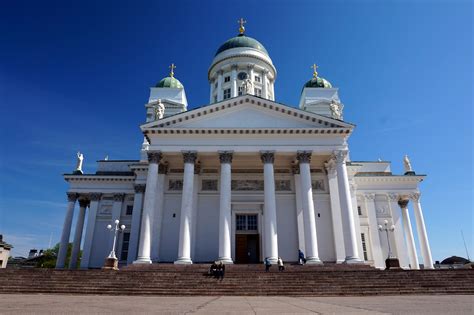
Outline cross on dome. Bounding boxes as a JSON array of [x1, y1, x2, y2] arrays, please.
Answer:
[[238, 18, 247, 34], [169, 63, 176, 77], [311, 63, 319, 78]]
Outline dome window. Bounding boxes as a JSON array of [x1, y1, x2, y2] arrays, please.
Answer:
[[254, 75, 261, 83], [223, 88, 231, 100], [224, 76, 230, 83]]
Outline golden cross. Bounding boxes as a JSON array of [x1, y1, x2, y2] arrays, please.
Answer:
[[238, 18, 247, 34], [169, 63, 176, 77], [311, 64, 319, 78]]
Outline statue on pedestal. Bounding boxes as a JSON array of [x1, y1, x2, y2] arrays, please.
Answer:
[[154, 99, 165, 120], [329, 100, 344, 120], [242, 78, 253, 95], [403, 155, 415, 175], [74, 152, 84, 175]]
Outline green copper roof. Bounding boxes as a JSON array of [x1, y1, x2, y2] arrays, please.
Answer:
[[156, 76, 184, 89], [215, 34, 269, 56], [304, 77, 332, 89]]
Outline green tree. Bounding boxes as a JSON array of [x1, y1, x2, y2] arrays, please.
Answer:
[[36, 243, 82, 268]]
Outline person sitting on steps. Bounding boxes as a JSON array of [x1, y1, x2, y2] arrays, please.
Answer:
[[209, 261, 218, 277], [298, 249, 306, 265], [217, 261, 225, 280], [278, 257, 285, 271]]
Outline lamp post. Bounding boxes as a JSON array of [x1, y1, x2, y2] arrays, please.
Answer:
[[103, 219, 125, 270], [378, 220, 400, 270]]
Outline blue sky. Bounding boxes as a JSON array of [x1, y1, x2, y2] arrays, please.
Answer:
[[0, 0, 472, 261]]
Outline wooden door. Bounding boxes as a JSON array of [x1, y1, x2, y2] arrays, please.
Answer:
[[235, 234, 248, 264]]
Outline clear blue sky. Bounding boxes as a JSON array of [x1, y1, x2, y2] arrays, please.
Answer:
[[0, 0, 472, 262]]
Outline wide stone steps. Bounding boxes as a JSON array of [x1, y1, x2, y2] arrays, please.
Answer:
[[1, 264, 472, 296]]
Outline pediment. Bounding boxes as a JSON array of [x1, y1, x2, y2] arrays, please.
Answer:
[[141, 95, 353, 131]]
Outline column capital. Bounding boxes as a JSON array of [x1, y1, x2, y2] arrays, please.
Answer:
[[67, 192, 78, 202], [147, 151, 162, 164], [134, 184, 146, 194], [158, 162, 169, 174], [409, 192, 421, 201], [182, 151, 198, 164], [387, 193, 399, 202], [247, 63, 255, 70], [217, 70, 224, 76], [88, 193, 102, 201], [333, 150, 349, 164], [296, 151, 312, 164], [231, 64, 238, 70], [113, 193, 126, 202], [324, 158, 337, 174], [398, 198, 409, 209], [260, 151, 275, 164], [262, 69, 270, 75], [364, 193, 376, 201], [219, 151, 233, 164], [194, 161, 201, 174]]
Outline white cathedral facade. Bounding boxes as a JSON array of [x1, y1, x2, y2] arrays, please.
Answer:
[[56, 22, 434, 270]]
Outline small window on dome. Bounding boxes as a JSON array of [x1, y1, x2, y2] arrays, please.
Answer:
[[224, 88, 231, 99], [254, 88, 262, 97], [224, 76, 230, 83], [215, 82, 218, 89], [254, 75, 261, 83], [238, 86, 244, 96]]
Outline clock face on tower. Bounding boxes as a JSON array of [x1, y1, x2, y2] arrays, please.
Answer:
[[237, 72, 248, 80]]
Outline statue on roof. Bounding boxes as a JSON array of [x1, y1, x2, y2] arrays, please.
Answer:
[[154, 99, 165, 120], [242, 78, 253, 95], [403, 155, 413, 174], [329, 100, 344, 120], [75, 151, 84, 174]]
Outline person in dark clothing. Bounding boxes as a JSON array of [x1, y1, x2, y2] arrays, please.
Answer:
[[209, 261, 218, 277], [218, 262, 225, 280], [298, 249, 306, 265], [264, 257, 271, 272]]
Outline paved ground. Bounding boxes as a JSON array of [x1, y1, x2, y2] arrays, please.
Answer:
[[0, 294, 472, 314]]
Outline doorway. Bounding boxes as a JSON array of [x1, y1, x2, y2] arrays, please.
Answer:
[[235, 234, 260, 264]]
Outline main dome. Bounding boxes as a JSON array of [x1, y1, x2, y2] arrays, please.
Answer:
[[215, 34, 269, 56]]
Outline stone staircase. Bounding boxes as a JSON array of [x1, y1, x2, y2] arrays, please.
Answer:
[[1, 264, 473, 296]]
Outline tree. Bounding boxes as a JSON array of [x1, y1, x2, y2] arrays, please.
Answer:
[[36, 243, 82, 268]]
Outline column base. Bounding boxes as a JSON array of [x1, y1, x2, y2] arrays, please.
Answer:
[[266, 257, 278, 264], [305, 257, 324, 265], [344, 256, 364, 264], [133, 257, 152, 264], [335, 259, 345, 264], [102, 257, 119, 271], [174, 258, 193, 264], [217, 257, 234, 264]]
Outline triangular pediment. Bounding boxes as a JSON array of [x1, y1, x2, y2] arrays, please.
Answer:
[[141, 95, 353, 131]]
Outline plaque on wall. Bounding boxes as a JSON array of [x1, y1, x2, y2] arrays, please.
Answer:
[[311, 179, 325, 191], [201, 179, 218, 191], [168, 179, 183, 191], [275, 180, 291, 191], [231, 180, 264, 191], [99, 205, 112, 215]]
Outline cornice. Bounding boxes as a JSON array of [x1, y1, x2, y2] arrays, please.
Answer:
[[354, 175, 425, 183], [64, 175, 135, 182]]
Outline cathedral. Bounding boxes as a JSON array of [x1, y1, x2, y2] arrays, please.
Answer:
[[56, 20, 434, 270]]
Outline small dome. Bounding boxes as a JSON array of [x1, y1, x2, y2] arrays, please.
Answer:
[[215, 34, 269, 56], [304, 76, 332, 89], [156, 76, 184, 89]]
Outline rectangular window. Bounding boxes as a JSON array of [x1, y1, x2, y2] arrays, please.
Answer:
[[120, 232, 130, 261], [254, 75, 261, 82], [223, 88, 231, 99], [126, 205, 133, 215], [224, 76, 230, 82], [361, 233, 368, 261], [215, 82, 218, 88], [236, 214, 258, 231], [357, 206, 362, 216], [238, 86, 244, 96], [254, 88, 262, 97]]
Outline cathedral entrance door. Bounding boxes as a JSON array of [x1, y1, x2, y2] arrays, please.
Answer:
[[235, 234, 260, 264]]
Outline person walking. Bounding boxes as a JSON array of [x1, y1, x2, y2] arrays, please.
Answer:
[[277, 257, 285, 271], [298, 249, 306, 265], [264, 257, 271, 272]]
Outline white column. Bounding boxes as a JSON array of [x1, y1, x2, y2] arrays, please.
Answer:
[[209, 78, 215, 104], [56, 192, 77, 269], [410, 193, 434, 269], [297, 151, 322, 264], [217, 71, 223, 102], [231, 65, 238, 98], [333, 150, 362, 263], [151, 164, 167, 262], [69, 199, 88, 269], [109, 193, 125, 255], [127, 185, 145, 265], [80, 193, 101, 269], [292, 165, 305, 254], [134, 151, 161, 264], [262, 70, 268, 99], [261, 151, 278, 264], [270, 79, 275, 100], [248, 65, 255, 95], [325, 159, 345, 263], [363, 194, 385, 269], [350, 184, 364, 259], [218, 151, 233, 263], [387, 193, 410, 268], [399, 199, 420, 269], [191, 169, 199, 260], [175, 151, 197, 264]]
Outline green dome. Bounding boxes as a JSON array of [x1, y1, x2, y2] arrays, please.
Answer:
[[156, 76, 184, 88], [215, 34, 269, 56], [304, 76, 332, 89]]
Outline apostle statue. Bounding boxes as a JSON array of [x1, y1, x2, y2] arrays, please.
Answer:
[[403, 155, 415, 175], [329, 100, 344, 120], [74, 151, 84, 174], [241, 78, 253, 95], [153, 99, 165, 120]]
